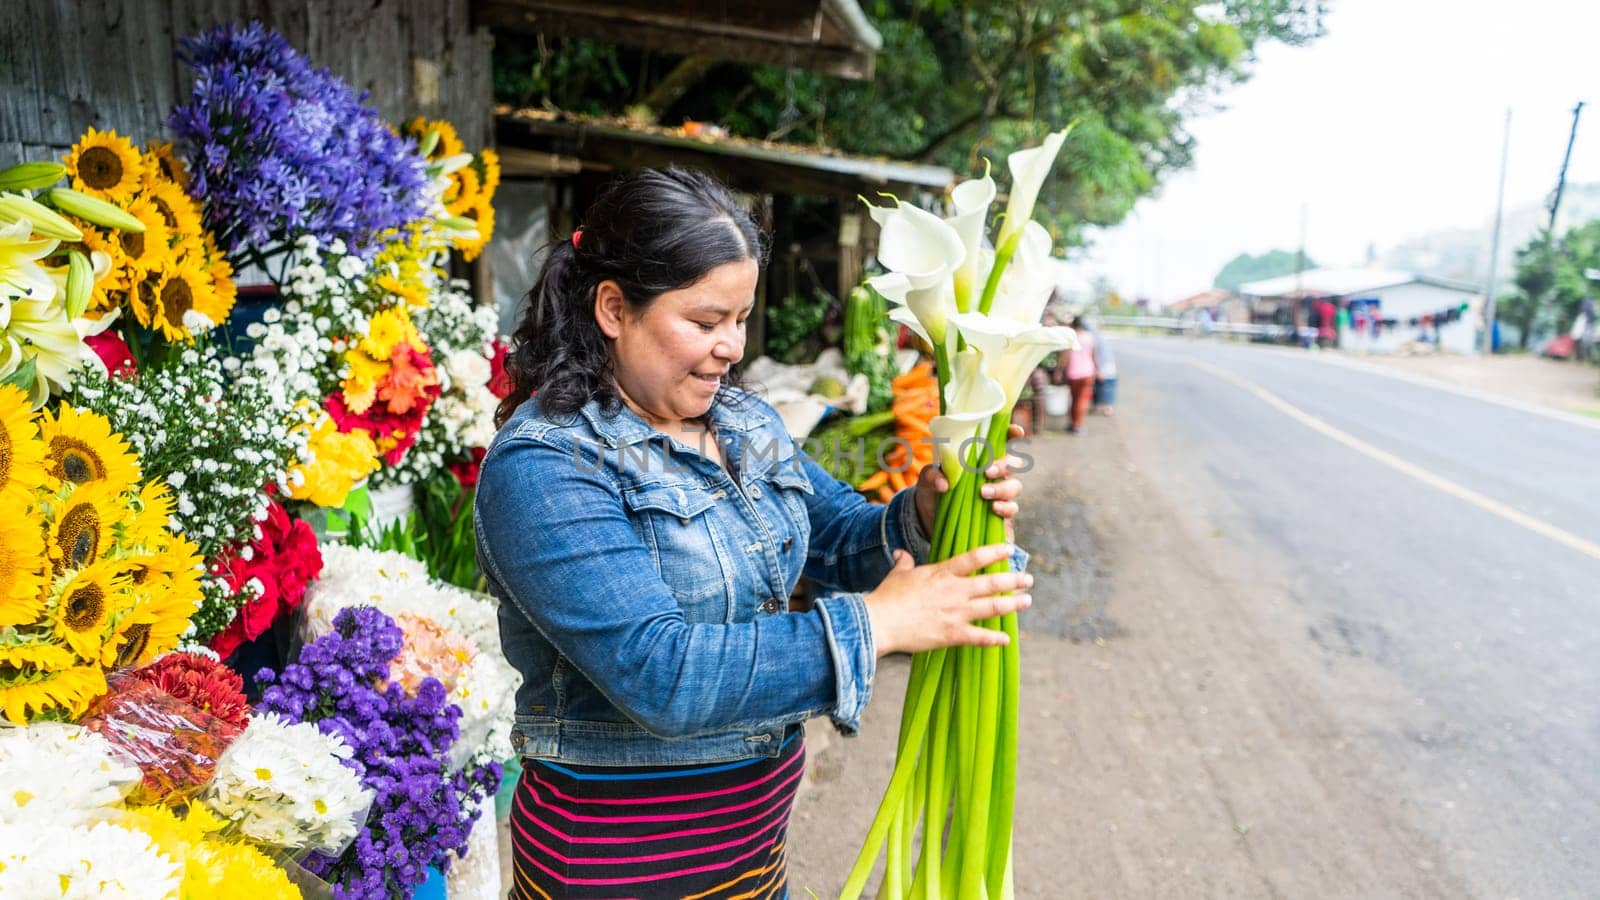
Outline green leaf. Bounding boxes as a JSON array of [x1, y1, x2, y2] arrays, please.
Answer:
[[1, 357, 38, 392]]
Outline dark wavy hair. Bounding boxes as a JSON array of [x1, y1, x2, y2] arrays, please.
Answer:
[[495, 167, 769, 428]]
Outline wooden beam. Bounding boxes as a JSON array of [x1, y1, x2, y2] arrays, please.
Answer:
[[497, 146, 583, 176]]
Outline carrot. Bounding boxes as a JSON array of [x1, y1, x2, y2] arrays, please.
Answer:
[[857, 470, 890, 492]]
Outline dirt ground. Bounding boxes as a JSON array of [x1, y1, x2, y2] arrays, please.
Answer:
[[786, 411, 1476, 898], [1329, 349, 1600, 418]]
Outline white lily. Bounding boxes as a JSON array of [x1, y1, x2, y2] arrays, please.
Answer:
[[995, 127, 1070, 252], [946, 165, 996, 314], [928, 348, 1006, 483], [988, 221, 1056, 325], [864, 197, 965, 346], [950, 312, 1078, 407]]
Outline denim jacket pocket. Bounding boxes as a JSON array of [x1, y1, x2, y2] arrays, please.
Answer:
[[623, 482, 734, 622]]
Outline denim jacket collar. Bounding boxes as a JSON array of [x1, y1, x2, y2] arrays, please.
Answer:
[[573, 388, 768, 450]]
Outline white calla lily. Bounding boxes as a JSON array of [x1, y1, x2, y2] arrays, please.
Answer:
[[995, 127, 1070, 251], [989, 221, 1055, 325], [946, 166, 996, 313], [887, 304, 930, 347], [928, 349, 1006, 483], [950, 312, 1077, 406], [865, 197, 965, 346]]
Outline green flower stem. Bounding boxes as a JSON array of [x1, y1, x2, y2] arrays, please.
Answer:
[[977, 230, 1022, 316]]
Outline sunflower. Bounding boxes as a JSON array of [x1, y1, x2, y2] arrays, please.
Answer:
[[49, 559, 133, 664], [77, 224, 134, 301], [43, 479, 125, 575], [0, 509, 47, 629], [141, 141, 189, 190], [63, 127, 146, 203], [445, 166, 481, 217], [37, 402, 140, 492], [0, 383, 52, 498], [126, 479, 176, 550], [200, 235, 236, 323], [144, 258, 222, 341], [408, 116, 463, 159], [0, 638, 77, 672], [144, 178, 205, 245], [458, 196, 495, 262], [112, 196, 174, 281], [480, 147, 502, 194], [114, 538, 201, 668], [0, 662, 107, 724]]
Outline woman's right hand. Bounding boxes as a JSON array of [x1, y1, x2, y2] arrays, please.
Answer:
[[864, 544, 1033, 658]]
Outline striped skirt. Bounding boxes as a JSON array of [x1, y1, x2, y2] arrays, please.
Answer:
[[509, 727, 805, 899]]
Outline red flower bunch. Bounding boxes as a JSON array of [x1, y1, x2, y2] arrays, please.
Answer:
[[130, 650, 250, 730], [487, 339, 512, 399], [85, 330, 137, 376], [210, 500, 324, 660], [84, 675, 244, 805], [326, 348, 442, 467]]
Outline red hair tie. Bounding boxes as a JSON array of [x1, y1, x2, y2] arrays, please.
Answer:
[[571, 229, 583, 249]]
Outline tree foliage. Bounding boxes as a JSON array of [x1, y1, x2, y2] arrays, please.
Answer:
[[1213, 249, 1315, 291], [491, 0, 1325, 241], [1499, 219, 1600, 348]]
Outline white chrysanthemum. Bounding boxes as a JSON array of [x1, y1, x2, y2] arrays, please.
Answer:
[[0, 821, 181, 900], [203, 712, 372, 853], [0, 723, 140, 826]]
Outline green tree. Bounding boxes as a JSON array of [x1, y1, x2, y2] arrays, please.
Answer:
[[1213, 249, 1316, 291], [492, 0, 1325, 241], [1500, 219, 1600, 349]]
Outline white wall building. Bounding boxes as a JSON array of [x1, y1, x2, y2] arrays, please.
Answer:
[[1238, 268, 1483, 354]]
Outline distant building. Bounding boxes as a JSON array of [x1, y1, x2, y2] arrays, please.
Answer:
[[1166, 288, 1250, 324], [1237, 268, 1483, 354]]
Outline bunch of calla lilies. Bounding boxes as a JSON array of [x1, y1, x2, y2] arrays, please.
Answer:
[[843, 128, 1077, 900]]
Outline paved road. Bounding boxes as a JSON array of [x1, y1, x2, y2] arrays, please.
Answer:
[[1111, 336, 1600, 897]]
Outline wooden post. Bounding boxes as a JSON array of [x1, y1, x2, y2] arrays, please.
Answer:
[[837, 207, 862, 305]]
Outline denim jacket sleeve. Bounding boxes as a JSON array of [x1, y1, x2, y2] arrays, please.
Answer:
[[475, 434, 876, 738], [796, 456, 1027, 592]]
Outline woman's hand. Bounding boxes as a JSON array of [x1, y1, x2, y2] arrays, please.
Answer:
[[864, 544, 1033, 658], [914, 423, 1026, 542]]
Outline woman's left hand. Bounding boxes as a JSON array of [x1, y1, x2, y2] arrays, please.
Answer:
[[913, 423, 1026, 543]]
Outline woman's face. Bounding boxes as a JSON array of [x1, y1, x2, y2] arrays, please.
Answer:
[[597, 258, 759, 430]]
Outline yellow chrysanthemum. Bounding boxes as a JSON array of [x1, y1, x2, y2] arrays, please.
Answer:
[[445, 166, 481, 217], [108, 196, 174, 282], [63, 127, 146, 202], [141, 141, 189, 190], [38, 402, 141, 492], [142, 258, 222, 341], [143, 178, 205, 245], [0, 383, 52, 497], [408, 116, 464, 160], [287, 413, 381, 508], [212, 840, 302, 899], [0, 507, 47, 629], [359, 306, 418, 361], [49, 558, 133, 664], [480, 147, 502, 194], [44, 479, 126, 575], [458, 196, 495, 262], [0, 661, 106, 723], [0, 638, 78, 672]]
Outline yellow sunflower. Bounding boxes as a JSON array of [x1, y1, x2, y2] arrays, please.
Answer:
[[458, 196, 495, 262], [480, 147, 502, 194], [37, 402, 141, 492], [0, 662, 107, 724], [49, 559, 133, 664], [0, 509, 47, 629], [201, 233, 237, 315], [0, 638, 78, 672], [144, 178, 206, 245], [126, 479, 175, 550], [141, 141, 189, 190], [63, 127, 146, 203], [0, 383, 52, 498], [408, 116, 463, 159], [114, 539, 201, 668], [77, 224, 134, 301], [43, 479, 125, 575], [112, 196, 174, 280], [445, 166, 481, 217], [144, 258, 222, 341]]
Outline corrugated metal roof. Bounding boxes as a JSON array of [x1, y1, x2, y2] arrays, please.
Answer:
[[1237, 267, 1481, 298]]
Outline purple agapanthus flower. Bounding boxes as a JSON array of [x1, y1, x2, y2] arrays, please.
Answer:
[[259, 606, 502, 899], [170, 22, 430, 260]]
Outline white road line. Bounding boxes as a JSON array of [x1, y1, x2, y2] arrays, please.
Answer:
[[1183, 356, 1600, 564]]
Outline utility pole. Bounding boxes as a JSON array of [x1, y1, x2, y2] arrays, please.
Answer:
[[1482, 108, 1512, 355], [1525, 101, 1584, 348]]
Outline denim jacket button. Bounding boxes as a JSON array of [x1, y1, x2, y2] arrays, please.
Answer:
[[749, 485, 763, 499], [760, 597, 782, 614], [781, 536, 793, 552]]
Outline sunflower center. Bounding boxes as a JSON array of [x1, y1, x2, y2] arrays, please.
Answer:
[[78, 147, 125, 191], [63, 583, 106, 632], [114, 623, 150, 668], [56, 503, 101, 571], [160, 277, 194, 323], [0, 426, 11, 489], [119, 229, 145, 260], [49, 436, 104, 485]]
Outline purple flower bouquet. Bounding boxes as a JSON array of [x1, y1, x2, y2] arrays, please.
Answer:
[[258, 606, 501, 899]]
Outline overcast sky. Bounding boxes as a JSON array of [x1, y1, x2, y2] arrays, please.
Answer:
[[1075, 0, 1600, 303]]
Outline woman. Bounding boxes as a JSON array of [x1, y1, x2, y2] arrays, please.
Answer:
[[1061, 316, 1097, 433], [475, 168, 1033, 899]]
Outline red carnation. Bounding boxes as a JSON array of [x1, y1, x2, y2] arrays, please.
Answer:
[[488, 339, 512, 399], [130, 651, 250, 730], [209, 500, 324, 660], [85, 330, 136, 376]]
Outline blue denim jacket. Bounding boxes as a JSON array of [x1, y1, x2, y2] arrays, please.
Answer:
[[475, 388, 941, 766]]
